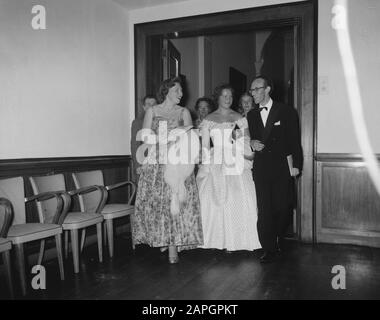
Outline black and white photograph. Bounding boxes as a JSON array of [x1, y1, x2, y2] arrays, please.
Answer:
[[1, 0, 380, 306]]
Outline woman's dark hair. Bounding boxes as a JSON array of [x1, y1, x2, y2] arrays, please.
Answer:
[[212, 84, 234, 107], [194, 97, 215, 113], [156, 77, 182, 104]]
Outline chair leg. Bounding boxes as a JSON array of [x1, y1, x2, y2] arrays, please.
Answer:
[[106, 219, 114, 258], [130, 214, 136, 250], [96, 223, 103, 263], [37, 240, 45, 265], [65, 230, 69, 259], [80, 229, 86, 253], [55, 234, 65, 281], [3, 251, 14, 299], [70, 229, 80, 274], [103, 223, 107, 247], [14, 243, 27, 296]]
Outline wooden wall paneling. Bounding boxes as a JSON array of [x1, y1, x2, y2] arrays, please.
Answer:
[[0, 156, 133, 253], [316, 155, 380, 248], [103, 165, 134, 204], [0, 156, 130, 179]]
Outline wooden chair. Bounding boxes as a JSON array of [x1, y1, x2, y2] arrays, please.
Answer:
[[71, 170, 136, 258], [29, 174, 105, 274], [0, 197, 14, 298], [0, 177, 64, 296]]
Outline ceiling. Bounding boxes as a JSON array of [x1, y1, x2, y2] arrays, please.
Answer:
[[111, 0, 192, 11]]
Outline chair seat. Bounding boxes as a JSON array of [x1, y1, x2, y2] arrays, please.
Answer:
[[63, 212, 103, 230], [101, 204, 134, 220], [8, 223, 62, 244], [0, 238, 12, 252]]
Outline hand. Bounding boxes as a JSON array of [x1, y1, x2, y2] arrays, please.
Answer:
[[251, 140, 265, 152], [291, 167, 300, 177], [235, 129, 244, 140], [168, 118, 180, 129]]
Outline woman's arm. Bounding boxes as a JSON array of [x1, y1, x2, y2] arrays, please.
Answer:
[[139, 107, 156, 145], [182, 108, 193, 127], [143, 107, 153, 130], [244, 152, 255, 161], [242, 127, 255, 161]]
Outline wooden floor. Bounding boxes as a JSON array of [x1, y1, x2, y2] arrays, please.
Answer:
[[1, 235, 380, 300]]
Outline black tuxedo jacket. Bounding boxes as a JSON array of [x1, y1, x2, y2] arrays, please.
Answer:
[[247, 101, 302, 179]]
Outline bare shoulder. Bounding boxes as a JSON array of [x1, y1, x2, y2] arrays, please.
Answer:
[[204, 111, 218, 121], [231, 110, 243, 121], [178, 105, 190, 114]]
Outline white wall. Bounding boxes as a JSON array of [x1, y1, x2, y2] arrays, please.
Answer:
[[0, 0, 130, 159], [3, 0, 379, 159], [317, 0, 380, 153]]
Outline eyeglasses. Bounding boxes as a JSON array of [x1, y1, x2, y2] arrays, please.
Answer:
[[249, 87, 265, 94]]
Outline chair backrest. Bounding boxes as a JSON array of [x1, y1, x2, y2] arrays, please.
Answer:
[[0, 198, 14, 237], [72, 170, 104, 212], [29, 174, 66, 223], [0, 204, 5, 235], [0, 177, 26, 225]]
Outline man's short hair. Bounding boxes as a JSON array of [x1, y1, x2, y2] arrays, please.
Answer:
[[252, 75, 274, 94], [142, 94, 157, 105]]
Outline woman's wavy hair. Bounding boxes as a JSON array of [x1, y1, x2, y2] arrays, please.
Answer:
[[212, 83, 234, 107], [156, 77, 182, 104]]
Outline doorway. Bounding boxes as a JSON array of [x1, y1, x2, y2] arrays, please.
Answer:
[[168, 27, 295, 113], [134, 0, 317, 243]]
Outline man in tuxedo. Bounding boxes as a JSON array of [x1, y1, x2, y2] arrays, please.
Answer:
[[247, 75, 302, 263]]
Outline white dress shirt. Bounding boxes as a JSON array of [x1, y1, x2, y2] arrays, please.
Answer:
[[259, 98, 273, 127]]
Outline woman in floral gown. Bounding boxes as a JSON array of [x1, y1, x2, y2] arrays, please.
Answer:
[[132, 77, 203, 263]]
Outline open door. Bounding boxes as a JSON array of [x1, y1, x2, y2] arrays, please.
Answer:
[[145, 35, 163, 106], [142, 37, 182, 116], [144, 37, 181, 111], [163, 39, 181, 79]]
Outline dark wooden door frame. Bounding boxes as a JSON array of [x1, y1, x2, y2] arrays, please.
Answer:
[[134, 0, 317, 243]]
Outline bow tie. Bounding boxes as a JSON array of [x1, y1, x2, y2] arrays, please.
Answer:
[[259, 107, 268, 112]]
